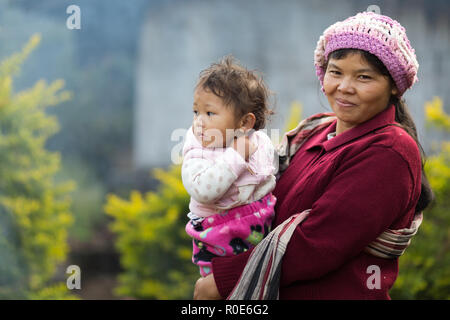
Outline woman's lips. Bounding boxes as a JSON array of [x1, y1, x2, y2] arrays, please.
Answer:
[[335, 98, 357, 107]]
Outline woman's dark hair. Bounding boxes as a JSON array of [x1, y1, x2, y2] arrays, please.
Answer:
[[196, 55, 274, 130], [325, 49, 434, 213]]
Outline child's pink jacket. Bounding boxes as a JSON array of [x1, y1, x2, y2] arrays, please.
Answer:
[[181, 126, 277, 218]]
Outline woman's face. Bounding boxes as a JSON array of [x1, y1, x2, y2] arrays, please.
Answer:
[[323, 52, 398, 134]]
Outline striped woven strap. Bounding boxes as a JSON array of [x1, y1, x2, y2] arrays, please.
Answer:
[[277, 113, 336, 175], [364, 212, 423, 259], [227, 210, 311, 300]]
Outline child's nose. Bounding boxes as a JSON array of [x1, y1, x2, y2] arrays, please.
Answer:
[[194, 116, 202, 125], [193, 117, 205, 130]]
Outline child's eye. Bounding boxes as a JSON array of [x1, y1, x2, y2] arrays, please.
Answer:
[[207, 111, 214, 116], [193, 110, 198, 116]]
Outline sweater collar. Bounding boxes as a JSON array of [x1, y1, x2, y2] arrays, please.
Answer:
[[306, 105, 396, 152]]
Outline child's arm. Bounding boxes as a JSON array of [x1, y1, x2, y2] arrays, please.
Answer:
[[182, 147, 249, 204], [245, 131, 277, 183]]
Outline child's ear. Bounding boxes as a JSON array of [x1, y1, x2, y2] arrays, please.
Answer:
[[239, 113, 256, 131]]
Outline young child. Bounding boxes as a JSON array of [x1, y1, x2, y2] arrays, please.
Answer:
[[181, 56, 278, 277]]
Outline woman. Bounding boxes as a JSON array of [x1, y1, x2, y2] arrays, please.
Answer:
[[194, 11, 433, 300]]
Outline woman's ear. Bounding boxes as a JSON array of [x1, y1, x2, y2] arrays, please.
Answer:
[[239, 113, 256, 131], [391, 85, 399, 97]]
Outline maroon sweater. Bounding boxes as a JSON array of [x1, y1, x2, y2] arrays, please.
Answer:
[[211, 105, 422, 299]]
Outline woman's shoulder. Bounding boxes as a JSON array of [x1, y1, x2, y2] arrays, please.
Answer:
[[370, 124, 421, 171]]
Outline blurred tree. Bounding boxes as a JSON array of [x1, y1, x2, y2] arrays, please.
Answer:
[[284, 101, 303, 133], [105, 165, 198, 299], [391, 97, 450, 299], [0, 35, 77, 299]]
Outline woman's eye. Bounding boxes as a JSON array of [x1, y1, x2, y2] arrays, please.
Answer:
[[207, 111, 214, 116], [193, 110, 198, 116], [329, 70, 341, 75], [359, 75, 371, 80]]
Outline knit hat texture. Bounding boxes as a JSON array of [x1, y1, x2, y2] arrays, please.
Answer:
[[314, 11, 418, 96]]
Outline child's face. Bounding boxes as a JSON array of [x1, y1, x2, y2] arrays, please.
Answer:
[[192, 87, 240, 148]]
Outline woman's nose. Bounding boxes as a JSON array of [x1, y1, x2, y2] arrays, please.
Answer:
[[337, 77, 356, 94]]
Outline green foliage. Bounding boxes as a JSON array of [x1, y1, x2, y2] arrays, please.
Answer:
[[424, 97, 450, 131], [27, 283, 79, 300], [0, 35, 78, 299], [105, 165, 198, 299], [390, 97, 450, 299], [284, 101, 303, 133]]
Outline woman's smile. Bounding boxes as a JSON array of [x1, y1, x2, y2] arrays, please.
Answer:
[[335, 98, 357, 108]]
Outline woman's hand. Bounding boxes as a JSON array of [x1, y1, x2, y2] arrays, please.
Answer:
[[193, 274, 222, 300]]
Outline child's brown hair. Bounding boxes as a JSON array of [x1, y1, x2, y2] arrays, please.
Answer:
[[196, 55, 274, 130]]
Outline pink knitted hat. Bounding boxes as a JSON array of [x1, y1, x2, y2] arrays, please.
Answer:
[[314, 12, 419, 96]]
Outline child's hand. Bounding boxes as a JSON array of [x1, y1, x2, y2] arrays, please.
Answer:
[[232, 130, 257, 162]]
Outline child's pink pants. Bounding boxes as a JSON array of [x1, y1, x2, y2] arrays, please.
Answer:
[[185, 193, 276, 277]]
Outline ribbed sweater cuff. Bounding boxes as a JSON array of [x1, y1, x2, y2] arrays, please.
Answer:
[[212, 250, 251, 299]]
